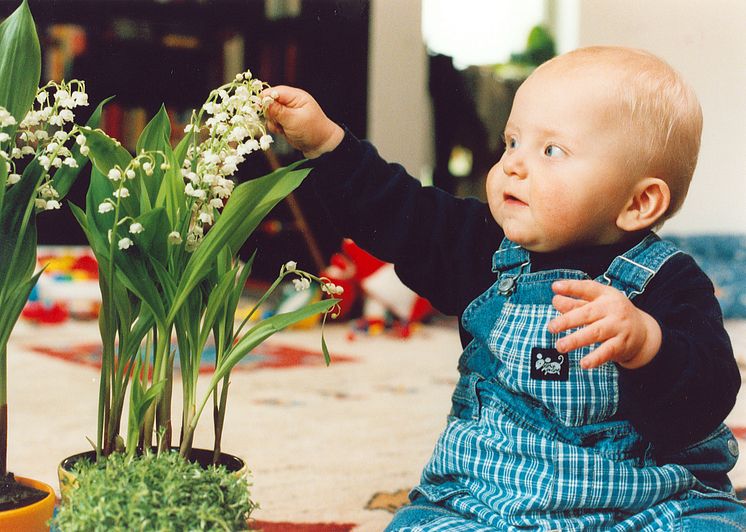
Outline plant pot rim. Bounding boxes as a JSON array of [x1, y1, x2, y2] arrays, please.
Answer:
[[60, 447, 245, 473], [0, 476, 55, 517]]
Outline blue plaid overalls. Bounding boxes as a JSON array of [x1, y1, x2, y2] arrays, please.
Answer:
[[388, 235, 745, 531]]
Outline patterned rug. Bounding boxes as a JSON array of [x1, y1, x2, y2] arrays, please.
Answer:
[[8, 320, 746, 531], [29, 340, 355, 372], [249, 521, 356, 531]]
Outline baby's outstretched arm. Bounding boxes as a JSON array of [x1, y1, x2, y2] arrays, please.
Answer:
[[265, 86, 344, 159], [547, 280, 662, 370]]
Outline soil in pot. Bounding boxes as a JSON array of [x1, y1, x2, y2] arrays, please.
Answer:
[[0, 473, 47, 511]]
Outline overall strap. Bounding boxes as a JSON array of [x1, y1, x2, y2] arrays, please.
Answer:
[[601, 233, 681, 299], [491, 237, 530, 275], [491, 238, 530, 296]]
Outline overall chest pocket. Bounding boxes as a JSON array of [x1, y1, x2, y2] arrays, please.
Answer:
[[488, 300, 620, 426]]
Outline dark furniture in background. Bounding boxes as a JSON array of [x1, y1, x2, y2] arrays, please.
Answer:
[[429, 55, 531, 200], [0, 0, 369, 279]]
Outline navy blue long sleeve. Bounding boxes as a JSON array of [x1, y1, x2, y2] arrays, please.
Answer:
[[308, 130, 740, 450]]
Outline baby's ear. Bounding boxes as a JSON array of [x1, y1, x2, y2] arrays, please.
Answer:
[[616, 177, 671, 232]]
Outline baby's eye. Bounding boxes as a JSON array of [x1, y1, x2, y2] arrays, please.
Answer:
[[544, 145, 565, 158], [505, 135, 519, 149]]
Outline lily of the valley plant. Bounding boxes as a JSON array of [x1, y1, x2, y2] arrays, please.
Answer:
[[0, 0, 102, 479], [74, 70, 341, 462]]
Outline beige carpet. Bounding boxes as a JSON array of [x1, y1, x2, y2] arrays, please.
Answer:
[[6, 318, 746, 531]]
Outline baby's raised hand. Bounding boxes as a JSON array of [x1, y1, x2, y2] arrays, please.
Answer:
[[547, 280, 662, 370], [264, 85, 344, 159]]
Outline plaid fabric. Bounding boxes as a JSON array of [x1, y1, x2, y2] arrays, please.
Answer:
[[489, 299, 617, 426], [411, 235, 715, 530]]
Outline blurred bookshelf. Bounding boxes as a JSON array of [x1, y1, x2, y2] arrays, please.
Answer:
[[0, 0, 369, 277]]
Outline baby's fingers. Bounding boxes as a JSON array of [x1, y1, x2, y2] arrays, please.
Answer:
[[552, 279, 608, 301], [579, 338, 624, 369], [551, 294, 585, 314], [265, 118, 284, 136], [555, 318, 613, 353], [548, 298, 601, 334], [263, 85, 303, 107]]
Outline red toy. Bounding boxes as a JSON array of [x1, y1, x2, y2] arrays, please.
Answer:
[[320, 239, 433, 332]]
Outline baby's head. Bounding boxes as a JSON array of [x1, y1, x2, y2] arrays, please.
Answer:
[[486, 46, 702, 252]]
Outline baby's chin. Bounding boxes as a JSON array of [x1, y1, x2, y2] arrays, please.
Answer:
[[502, 226, 561, 253], [502, 224, 537, 248]]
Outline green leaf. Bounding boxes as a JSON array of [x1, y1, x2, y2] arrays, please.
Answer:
[[0, 269, 42, 349], [83, 129, 132, 176], [131, 207, 169, 267], [156, 149, 184, 229], [216, 253, 254, 348], [149, 258, 176, 309], [322, 333, 331, 367], [173, 128, 195, 169], [119, 307, 155, 359], [211, 298, 337, 384], [81, 129, 139, 219], [70, 197, 108, 266], [136, 105, 172, 209], [154, 129, 192, 228], [127, 357, 165, 454], [0, 158, 43, 299], [228, 254, 255, 324], [112, 250, 167, 329], [168, 162, 309, 322], [0, 138, 7, 216], [136, 105, 171, 154], [84, 167, 117, 238], [111, 277, 135, 332], [195, 266, 236, 354], [0, 0, 40, 136], [84, 181, 169, 329]]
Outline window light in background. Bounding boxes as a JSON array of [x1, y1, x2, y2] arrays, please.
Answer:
[[421, 0, 546, 69]]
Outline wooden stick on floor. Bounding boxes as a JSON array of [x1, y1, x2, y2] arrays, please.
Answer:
[[264, 149, 326, 273]]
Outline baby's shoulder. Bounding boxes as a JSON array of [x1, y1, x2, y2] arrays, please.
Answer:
[[643, 249, 716, 301]]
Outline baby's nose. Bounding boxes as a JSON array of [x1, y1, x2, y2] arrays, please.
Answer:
[[501, 149, 527, 178]]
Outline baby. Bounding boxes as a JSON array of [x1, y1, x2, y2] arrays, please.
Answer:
[[266, 46, 745, 530]]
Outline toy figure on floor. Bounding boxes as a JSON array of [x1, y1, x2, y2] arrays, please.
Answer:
[[321, 239, 433, 338], [265, 46, 746, 530]]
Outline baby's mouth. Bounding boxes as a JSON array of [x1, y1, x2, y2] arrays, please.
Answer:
[[503, 192, 527, 206]]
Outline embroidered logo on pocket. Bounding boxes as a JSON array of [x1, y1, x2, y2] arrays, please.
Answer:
[[530, 347, 568, 381]]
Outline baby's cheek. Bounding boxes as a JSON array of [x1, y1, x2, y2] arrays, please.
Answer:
[[534, 185, 563, 215], [485, 170, 505, 217], [534, 189, 575, 235]]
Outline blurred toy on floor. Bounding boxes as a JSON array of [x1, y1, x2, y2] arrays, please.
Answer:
[[239, 240, 434, 338], [22, 246, 101, 324], [202, 239, 436, 338], [321, 239, 433, 339]]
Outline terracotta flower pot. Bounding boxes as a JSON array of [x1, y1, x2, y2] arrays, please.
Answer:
[[58, 448, 246, 503], [0, 477, 56, 532]]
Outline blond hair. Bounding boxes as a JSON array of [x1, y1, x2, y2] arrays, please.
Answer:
[[536, 46, 703, 218]]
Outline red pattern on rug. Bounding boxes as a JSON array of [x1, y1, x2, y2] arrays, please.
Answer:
[[29, 342, 356, 372], [249, 521, 355, 531], [731, 426, 746, 440]]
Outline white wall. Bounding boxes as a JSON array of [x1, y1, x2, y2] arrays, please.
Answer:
[[576, 0, 746, 234], [367, 0, 432, 182]]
